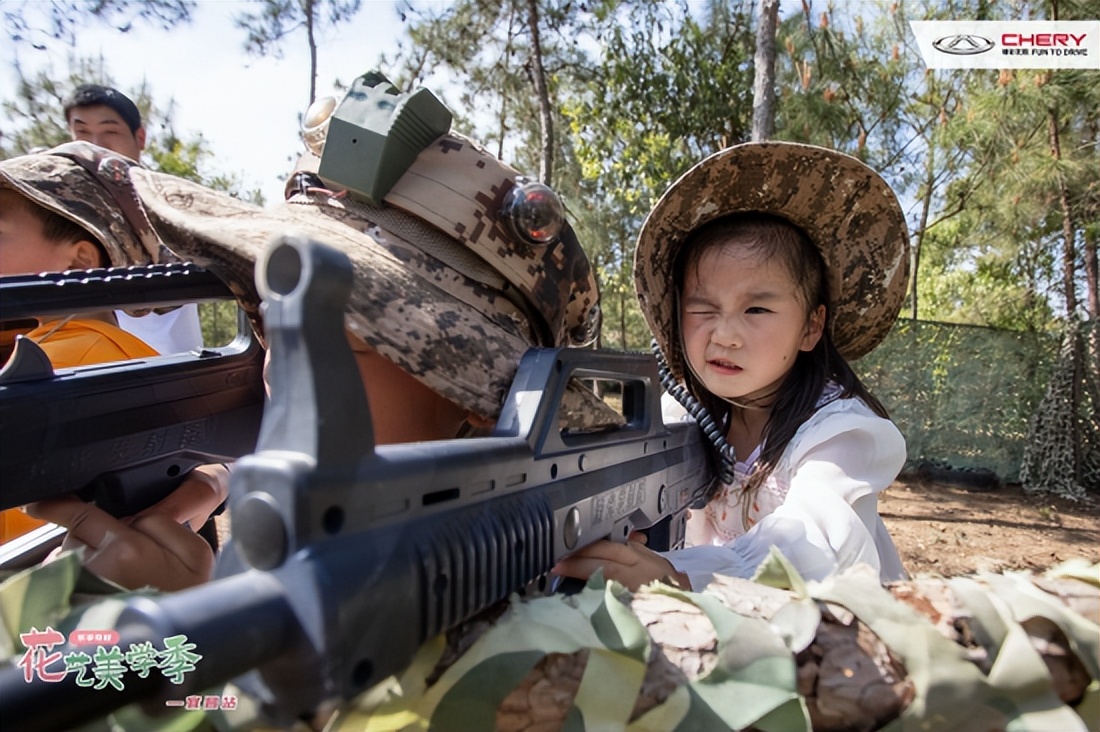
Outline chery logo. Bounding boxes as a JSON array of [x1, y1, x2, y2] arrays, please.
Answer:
[[1002, 32, 1088, 47], [933, 34, 996, 55]]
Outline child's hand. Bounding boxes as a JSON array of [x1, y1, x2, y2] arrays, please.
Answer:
[[24, 464, 230, 592], [552, 533, 691, 592], [134, 463, 230, 528]]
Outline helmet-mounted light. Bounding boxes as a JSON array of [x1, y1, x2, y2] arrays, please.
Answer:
[[501, 180, 565, 246], [301, 96, 337, 156]]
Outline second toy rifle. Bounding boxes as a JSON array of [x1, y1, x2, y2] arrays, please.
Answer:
[[0, 263, 265, 566]]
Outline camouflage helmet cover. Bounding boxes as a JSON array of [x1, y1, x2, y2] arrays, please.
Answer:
[[3, 137, 602, 421], [633, 141, 910, 382]]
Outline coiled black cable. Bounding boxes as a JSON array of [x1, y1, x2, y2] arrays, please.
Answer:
[[652, 339, 737, 491]]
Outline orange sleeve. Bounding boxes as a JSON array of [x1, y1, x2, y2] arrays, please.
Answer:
[[0, 507, 46, 543], [24, 319, 159, 369], [1, 320, 161, 543]]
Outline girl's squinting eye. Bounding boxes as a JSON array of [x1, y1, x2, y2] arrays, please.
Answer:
[[746, 306, 772, 314]]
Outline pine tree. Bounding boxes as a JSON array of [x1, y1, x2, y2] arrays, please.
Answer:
[[234, 0, 364, 107]]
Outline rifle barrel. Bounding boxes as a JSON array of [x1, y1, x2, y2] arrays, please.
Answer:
[[0, 263, 233, 320], [0, 572, 292, 732]]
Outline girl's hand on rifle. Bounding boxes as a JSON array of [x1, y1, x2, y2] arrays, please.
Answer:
[[551, 531, 692, 592]]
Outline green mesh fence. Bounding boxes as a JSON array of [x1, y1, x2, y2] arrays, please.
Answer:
[[854, 318, 1059, 483], [1019, 319, 1100, 497]]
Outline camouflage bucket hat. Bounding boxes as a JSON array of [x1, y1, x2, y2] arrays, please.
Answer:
[[634, 141, 910, 382], [0, 143, 168, 267], [8, 132, 602, 422]]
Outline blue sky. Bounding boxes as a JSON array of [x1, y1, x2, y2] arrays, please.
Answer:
[[1, 0, 411, 203]]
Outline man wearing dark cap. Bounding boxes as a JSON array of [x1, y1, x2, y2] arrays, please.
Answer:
[[63, 83, 146, 163]]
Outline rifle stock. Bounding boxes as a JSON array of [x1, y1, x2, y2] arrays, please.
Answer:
[[0, 236, 711, 730]]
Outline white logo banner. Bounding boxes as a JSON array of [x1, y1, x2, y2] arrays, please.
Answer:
[[910, 20, 1100, 69]]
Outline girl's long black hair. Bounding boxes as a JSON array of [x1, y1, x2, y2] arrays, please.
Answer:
[[665, 213, 889, 515]]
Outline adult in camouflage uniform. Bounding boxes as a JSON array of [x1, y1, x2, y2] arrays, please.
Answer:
[[0, 72, 610, 593]]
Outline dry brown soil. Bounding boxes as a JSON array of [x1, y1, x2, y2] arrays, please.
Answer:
[[881, 475, 1099, 577]]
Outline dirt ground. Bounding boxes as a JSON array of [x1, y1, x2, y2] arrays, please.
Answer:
[[880, 474, 1099, 577]]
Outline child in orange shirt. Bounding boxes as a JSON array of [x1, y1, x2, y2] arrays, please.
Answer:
[[0, 187, 159, 366], [0, 186, 158, 541]]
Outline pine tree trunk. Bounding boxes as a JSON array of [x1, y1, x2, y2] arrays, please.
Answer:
[[750, 0, 779, 142], [911, 142, 936, 321], [1085, 227, 1099, 319], [306, 0, 318, 106], [1048, 108, 1078, 318], [525, 0, 553, 185]]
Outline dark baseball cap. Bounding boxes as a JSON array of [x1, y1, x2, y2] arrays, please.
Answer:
[[63, 84, 143, 133]]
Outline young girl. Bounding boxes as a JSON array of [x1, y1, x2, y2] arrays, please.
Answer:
[[554, 141, 911, 590]]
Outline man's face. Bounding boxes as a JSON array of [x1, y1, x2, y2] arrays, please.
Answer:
[[0, 190, 79, 275], [67, 105, 145, 162]]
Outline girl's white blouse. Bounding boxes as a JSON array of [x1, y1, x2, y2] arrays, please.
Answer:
[[661, 392, 908, 589]]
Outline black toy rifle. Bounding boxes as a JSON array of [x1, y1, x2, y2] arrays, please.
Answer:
[[0, 236, 711, 731], [0, 263, 265, 567]]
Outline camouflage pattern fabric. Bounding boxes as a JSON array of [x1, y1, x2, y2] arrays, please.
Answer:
[[0, 553, 298, 732], [1, 552, 1096, 731], [0, 139, 606, 423], [0, 552, 213, 732], [0, 144, 170, 267], [633, 142, 910, 383], [328, 552, 1098, 732], [383, 134, 599, 350], [1020, 318, 1100, 498], [288, 133, 602, 350]]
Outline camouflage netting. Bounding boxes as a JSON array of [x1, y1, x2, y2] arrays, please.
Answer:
[[854, 318, 1099, 490], [327, 553, 1099, 732], [4, 551, 1098, 732], [1019, 319, 1100, 499]]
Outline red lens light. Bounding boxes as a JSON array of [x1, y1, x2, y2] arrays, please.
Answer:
[[502, 181, 565, 246]]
